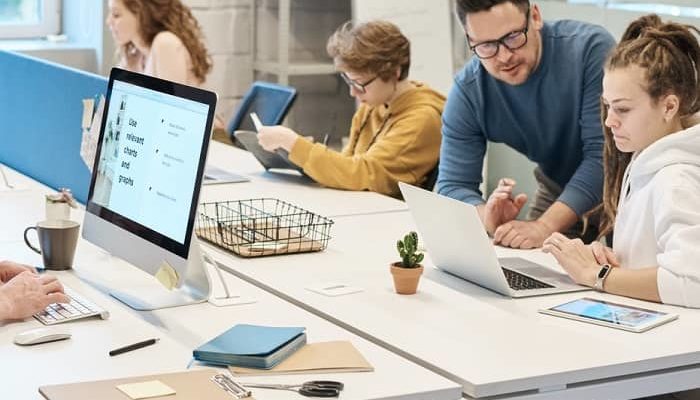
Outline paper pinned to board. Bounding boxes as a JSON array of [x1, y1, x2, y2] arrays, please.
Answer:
[[116, 380, 176, 399], [80, 95, 105, 172], [82, 98, 95, 129]]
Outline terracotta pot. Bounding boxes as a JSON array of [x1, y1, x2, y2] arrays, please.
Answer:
[[390, 262, 424, 295]]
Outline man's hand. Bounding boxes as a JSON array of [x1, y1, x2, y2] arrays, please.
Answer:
[[257, 126, 299, 152], [493, 219, 554, 249], [0, 260, 36, 283], [542, 233, 599, 286], [483, 178, 527, 235], [0, 272, 69, 321]]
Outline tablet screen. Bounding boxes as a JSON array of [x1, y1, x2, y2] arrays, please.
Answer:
[[550, 298, 669, 328]]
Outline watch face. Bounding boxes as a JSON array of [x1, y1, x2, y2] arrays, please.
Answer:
[[597, 264, 611, 279]]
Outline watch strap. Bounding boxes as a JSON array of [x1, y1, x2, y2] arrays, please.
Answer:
[[594, 264, 612, 291]]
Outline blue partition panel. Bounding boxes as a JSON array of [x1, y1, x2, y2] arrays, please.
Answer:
[[0, 50, 107, 203]]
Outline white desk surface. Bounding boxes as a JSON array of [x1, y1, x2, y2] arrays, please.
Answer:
[[0, 169, 461, 400], [203, 141, 408, 217], [206, 211, 700, 399]]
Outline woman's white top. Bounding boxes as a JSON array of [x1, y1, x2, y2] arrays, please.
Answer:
[[613, 122, 700, 307]]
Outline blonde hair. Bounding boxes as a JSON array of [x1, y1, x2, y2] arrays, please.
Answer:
[[118, 0, 212, 83], [326, 20, 410, 81], [589, 14, 700, 239]]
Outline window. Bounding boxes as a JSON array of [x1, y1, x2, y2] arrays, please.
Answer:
[[0, 0, 61, 39]]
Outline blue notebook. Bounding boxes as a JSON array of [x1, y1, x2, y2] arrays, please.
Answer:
[[193, 324, 306, 369]]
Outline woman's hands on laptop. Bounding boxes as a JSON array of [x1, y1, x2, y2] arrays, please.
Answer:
[[542, 233, 620, 286]]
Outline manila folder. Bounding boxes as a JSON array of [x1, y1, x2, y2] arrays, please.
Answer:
[[229, 341, 373, 376]]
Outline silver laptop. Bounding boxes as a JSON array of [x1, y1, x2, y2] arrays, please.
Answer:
[[399, 183, 589, 298]]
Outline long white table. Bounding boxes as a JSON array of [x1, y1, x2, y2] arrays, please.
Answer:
[[203, 141, 408, 217], [205, 211, 700, 399], [0, 166, 461, 400]]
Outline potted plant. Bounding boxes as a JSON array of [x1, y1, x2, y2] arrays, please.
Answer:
[[390, 231, 424, 294]]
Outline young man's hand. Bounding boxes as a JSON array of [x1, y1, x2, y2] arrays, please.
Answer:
[[257, 126, 299, 152]]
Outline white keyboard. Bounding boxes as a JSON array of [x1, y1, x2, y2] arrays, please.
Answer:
[[34, 286, 110, 325]]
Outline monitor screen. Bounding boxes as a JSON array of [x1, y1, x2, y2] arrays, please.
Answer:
[[86, 69, 215, 259]]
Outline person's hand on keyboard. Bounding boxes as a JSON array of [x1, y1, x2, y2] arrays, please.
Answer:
[[0, 260, 37, 282], [0, 271, 69, 321]]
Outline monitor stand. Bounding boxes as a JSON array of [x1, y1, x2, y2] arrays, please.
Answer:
[[110, 237, 255, 310]]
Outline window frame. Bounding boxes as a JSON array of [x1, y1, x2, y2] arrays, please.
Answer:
[[0, 0, 61, 39]]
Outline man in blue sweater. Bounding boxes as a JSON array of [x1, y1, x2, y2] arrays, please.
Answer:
[[438, 0, 615, 249]]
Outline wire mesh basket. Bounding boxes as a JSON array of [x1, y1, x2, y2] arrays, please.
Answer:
[[195, 198, 334, 257]]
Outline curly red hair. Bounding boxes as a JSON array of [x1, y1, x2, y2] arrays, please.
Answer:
[[118, 0, 212, 83]]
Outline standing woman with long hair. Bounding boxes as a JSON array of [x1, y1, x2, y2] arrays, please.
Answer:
[[106, 0, 212, 87], [543, 14, 700, 312]]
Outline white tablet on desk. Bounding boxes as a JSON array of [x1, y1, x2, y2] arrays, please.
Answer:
[[540, 297, 678, 333]]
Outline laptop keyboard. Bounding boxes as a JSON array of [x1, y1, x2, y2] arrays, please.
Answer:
[[502, 268, 553, 290], [34, 286, 110, 325]]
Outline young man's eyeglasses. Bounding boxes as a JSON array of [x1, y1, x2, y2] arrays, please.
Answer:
[[467, 7, 530, 60], [340, 72, 378, 94]]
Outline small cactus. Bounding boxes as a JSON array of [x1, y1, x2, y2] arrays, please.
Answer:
[[396, 231, 424, 268]]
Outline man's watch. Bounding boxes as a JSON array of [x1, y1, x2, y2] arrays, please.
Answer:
[[594, 264, 612, 291]]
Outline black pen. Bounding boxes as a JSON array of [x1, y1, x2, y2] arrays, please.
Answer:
[[109, 338, 159, 356]]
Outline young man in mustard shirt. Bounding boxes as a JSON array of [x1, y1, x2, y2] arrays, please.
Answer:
[[257, 20, 445, 198]]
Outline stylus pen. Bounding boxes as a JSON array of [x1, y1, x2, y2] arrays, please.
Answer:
[[109, 338, 159, 356]]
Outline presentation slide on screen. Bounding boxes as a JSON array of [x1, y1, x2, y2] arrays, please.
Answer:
[[92, 81, 209, 244]]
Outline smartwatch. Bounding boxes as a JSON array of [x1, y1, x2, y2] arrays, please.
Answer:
[[594, 264, 612, 291]]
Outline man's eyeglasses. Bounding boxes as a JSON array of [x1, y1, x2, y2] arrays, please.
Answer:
[[340, 72, 378, 94], [467, 7, 530, 60]]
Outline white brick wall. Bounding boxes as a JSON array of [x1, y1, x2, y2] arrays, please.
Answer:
[[185, 0, 354, 146]]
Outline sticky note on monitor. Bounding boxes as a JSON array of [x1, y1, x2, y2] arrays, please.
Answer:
[[116, 380, 175, 399], [155, 261, 179, 290]]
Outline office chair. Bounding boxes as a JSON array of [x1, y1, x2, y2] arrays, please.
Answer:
[[421, 162, 440, 191], [227, 81, 298, 147]]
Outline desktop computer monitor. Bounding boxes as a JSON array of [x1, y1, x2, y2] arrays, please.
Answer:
[[83, 68, 216, 311]]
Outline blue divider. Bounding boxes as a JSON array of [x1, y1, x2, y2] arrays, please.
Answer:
[[0, 50, 107, 203]]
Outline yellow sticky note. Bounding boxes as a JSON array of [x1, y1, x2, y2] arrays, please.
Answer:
[[116, 380, 175, 399], [155, 261, 179, 290]]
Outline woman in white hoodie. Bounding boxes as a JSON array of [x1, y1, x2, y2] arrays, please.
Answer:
[[542, 14, 700, 308]]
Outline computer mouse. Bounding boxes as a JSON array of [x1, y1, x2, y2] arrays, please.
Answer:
[[13, 327, 72, 346]]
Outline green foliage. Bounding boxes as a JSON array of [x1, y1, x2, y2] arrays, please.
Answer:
[[396, 231, 424, 268]]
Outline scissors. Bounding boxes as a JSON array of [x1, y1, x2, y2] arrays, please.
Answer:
[[242, 380, 344, 397]]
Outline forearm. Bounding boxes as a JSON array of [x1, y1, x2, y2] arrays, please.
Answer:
[[437, 92, 487, 203], [436, 146, 486, 205], [538, 201, 579, 233], [603, 267, 661, 303]]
